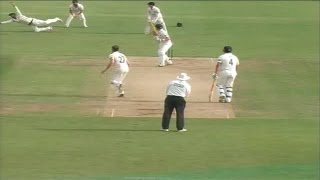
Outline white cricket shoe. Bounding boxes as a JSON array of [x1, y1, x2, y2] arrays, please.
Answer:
[[226, 97, 232, 103], [84, 25, 88, 28], [162, 129, 169, 132], [57, 18, 63, 23], [178, 129, 187, 132], [166, 60, 173, 65]]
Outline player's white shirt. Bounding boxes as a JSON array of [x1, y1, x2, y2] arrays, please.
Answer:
[[166, 80, 191, 98], [109, 51, 129, 72], [217, 53, 239, 73], [147, 6, 163, 22], [15, 14, 33, 24], [69, 3, 84, 14]]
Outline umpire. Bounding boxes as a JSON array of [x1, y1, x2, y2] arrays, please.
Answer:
[[162, 73, 191, 132]]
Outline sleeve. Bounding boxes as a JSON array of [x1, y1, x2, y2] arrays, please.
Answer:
[[1, 19, 14, 24], [146, 8, 151, 20], [14, 5, 22, 16], [186, 83, 191, 95], [236, 57, 240, 65], [217, 55, 223, 64], [69, 4, 73, 13], [79, 4, 84, 11]]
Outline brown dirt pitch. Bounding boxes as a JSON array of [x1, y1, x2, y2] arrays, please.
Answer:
[[98, 57, 235, 118]]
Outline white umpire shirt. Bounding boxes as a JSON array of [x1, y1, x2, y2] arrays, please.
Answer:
[[166, 80, 191, 98]]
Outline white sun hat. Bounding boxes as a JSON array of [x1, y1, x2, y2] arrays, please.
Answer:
[[176, 73, 190, 81]]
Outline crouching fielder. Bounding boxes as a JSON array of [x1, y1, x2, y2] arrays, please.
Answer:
[[212, 46, 239, 103], [101, 45, 129, 97], [154, 24, 173, 67], [65, 0, 88, 28], [0, 2, 63, 32]]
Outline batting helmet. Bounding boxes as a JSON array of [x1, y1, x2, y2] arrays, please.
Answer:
[[223, 46, 232, 53], [8, 13, 16, 17], [112, 45, 119, 52], [155, 24, 163, 30]]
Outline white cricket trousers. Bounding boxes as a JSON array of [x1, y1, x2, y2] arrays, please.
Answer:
[[65, 13, 87, 27], [30, 17, 61, 32], [158, 40, 172, 66], [31, 17, 61, 27], [216, 70, 237, 102], [110, 68, 128, 95]]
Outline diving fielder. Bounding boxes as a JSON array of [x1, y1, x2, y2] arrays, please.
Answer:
[[154, 24, 173, 67], [65, 0, 88, 28], [0, 2, 63, 32], [212, 46, 240, 103], [144, 2, 167, 34], [101, 45, 129, 97]]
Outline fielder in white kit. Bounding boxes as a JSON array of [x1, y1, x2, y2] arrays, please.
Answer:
[[212, 46, 240, 103], [144, 2, 167, 34], [101, 45, 129, 97], [65, 0, 88, 28], [154, 24, 173, 67], [0, 2, 63, 32]]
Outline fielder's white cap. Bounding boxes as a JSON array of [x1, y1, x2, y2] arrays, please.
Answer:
[[177, 73, 190, 81]]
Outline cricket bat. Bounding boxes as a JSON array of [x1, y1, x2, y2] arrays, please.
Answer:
[[209, 78, 216, 102], [148, 22, 158, 36]]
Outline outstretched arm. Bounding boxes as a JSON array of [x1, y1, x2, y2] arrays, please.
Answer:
[[12, 2, 22, 16], [0, 19, 14, 24], [101, 58, 114, 74]]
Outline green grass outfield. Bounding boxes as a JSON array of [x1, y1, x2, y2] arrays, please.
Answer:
[[0, 1, 319, 179]]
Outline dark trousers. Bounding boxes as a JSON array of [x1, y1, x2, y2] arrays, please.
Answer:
[[162, 95, 186, 130]]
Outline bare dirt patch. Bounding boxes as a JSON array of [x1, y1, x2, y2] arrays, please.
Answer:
[[99, 57, 235, 118], [0, 57, 235, 118]]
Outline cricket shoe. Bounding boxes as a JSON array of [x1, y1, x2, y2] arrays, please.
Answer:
[[158, 64, 165, 67], [162, 129, 169, 132], [178, 129, 187, 132], [225, 97, 232, 103], [166, 60, 173, 65]]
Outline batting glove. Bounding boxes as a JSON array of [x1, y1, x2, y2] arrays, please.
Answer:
[[212, 73, 218, 80]]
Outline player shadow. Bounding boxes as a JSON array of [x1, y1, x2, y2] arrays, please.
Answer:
[[1, 93, 106, 99], [0, 30, 34, 33], [86, 32, 145, 35], [37, 128, 163, 132]]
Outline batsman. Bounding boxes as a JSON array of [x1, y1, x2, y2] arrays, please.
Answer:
[[212, 46, 240, 103], [152, 24, 173, 67]]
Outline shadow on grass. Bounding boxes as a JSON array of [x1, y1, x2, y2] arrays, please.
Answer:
[[0, 30, 34, 33], [1, 93, 106, 99], [37, 128, 164, 132]]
